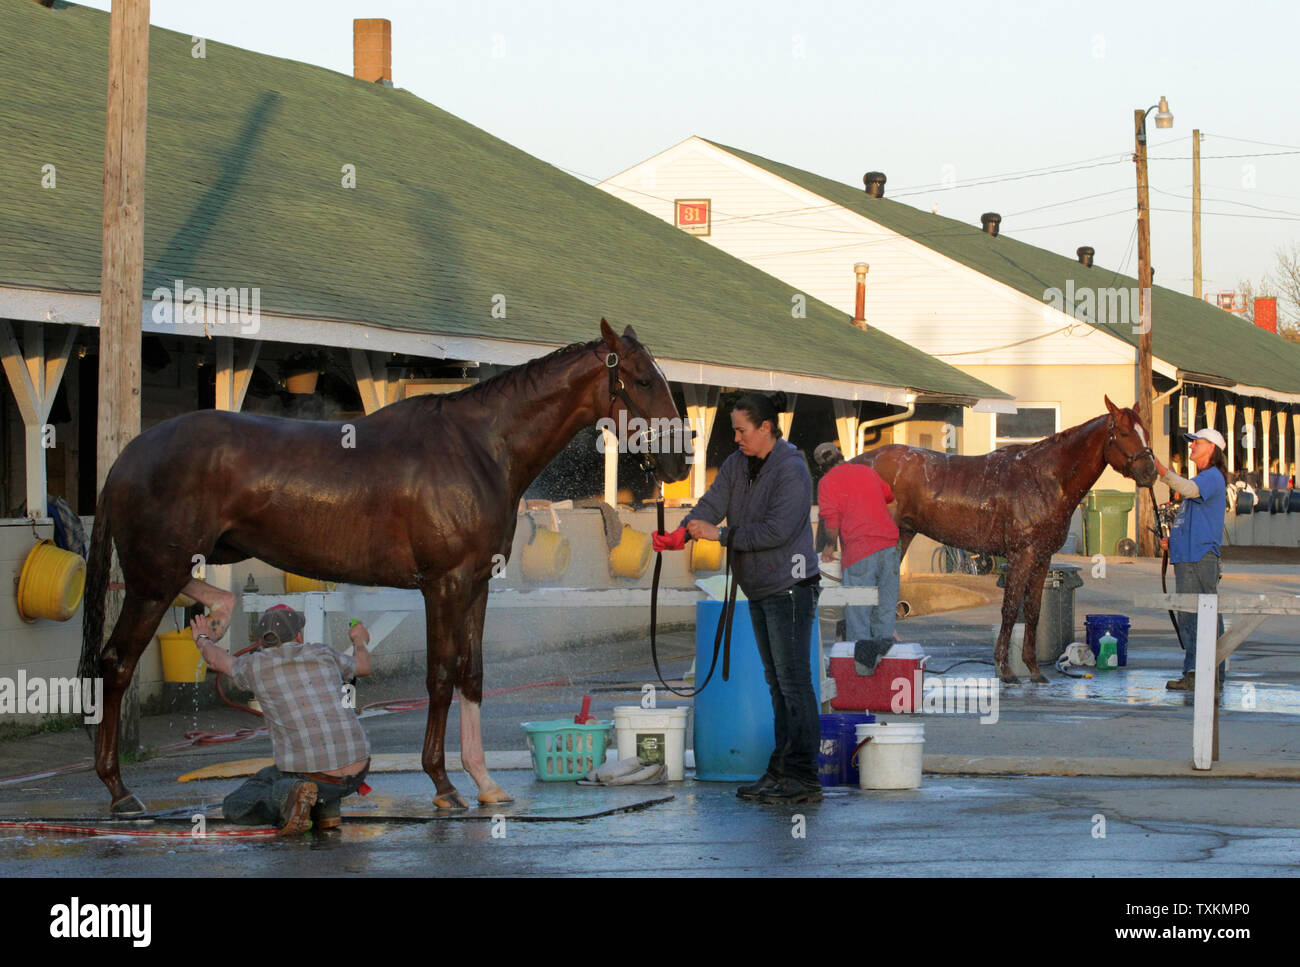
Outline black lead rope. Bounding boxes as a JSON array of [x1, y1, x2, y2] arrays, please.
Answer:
[[649, 499, 734, 697]]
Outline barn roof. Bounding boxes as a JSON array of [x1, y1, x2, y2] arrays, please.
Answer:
[[706, 139, 1300, 400], [0, 1, 1009, 405]]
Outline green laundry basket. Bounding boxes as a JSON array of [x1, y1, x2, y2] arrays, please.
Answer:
[[1083, 490, 1135, 557], [521, 719, 611, 781]]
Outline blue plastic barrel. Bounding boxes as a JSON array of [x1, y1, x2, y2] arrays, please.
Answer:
[[1085, 614, 1130, 667], [693, 599, 821, 781]]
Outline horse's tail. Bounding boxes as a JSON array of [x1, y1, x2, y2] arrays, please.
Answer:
[[78, 487, 114, 712]]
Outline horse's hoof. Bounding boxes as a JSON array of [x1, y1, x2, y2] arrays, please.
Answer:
[[1030, 673, 1050, 685], [111, 794, 146, 816], [999, 674, 1019, 685], [433, 791, 469, 810], [477, 785, 514, 805]]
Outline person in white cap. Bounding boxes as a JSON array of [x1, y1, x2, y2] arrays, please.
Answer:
[[1153, 428, 1228, 690]]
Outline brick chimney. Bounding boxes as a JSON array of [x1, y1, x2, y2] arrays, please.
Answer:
[[354, 19, 392, 85], [1254, 296, 1278, 333]]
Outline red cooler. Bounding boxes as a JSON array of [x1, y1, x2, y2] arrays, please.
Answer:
[[828, 642, 927, 713]]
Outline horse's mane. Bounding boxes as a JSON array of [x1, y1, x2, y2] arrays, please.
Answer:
[[392, 337, 609, 415]]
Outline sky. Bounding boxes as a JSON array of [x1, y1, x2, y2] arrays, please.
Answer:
[[74, 0, 1300, 323]]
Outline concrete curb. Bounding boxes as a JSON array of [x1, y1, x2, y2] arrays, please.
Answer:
[[923, 754, 1300, 780]]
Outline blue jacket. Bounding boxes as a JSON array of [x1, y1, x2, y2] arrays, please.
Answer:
[[683, 440, 818, 600], [1169, 466, 1226, 563]]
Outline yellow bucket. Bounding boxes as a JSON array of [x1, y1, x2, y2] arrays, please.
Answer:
[[159, 629, 208, 683], [609, 525, 652, 579], [521, 527, 570, 581], [690, 538, 723, 573], [16, 540, 86, 623], [284, 572, 336, 593]]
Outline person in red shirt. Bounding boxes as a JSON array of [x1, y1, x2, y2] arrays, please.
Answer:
[[814, 443, 900, 660]]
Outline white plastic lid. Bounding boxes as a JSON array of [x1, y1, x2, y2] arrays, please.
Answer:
[[885, 642, 926, 660], [829, 641, 855, 657]]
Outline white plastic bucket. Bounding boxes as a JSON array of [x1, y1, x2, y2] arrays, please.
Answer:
[[613, 706, 689, 780], [854, 720, 925, 789]]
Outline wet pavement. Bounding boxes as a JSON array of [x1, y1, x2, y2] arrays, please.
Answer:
[[0, 555, 1297, 877]]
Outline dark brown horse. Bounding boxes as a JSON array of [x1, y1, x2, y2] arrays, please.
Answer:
[[80, 321, 689, 814], [856, 397, 1158, 683]]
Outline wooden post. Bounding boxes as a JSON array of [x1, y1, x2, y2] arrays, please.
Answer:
[[777, 394, 798, 439], [1242, 403, 1256, 475], [1224, 400, 1237, 474], [0, 322, 76, 517], [1192, 593, 1218, 770], [1135, 109, 1156, 557], [98, 0, 150, 754], [682, 384, 718, 499], [1192, 129, 1202, 301], [833, 399, 859, 459]]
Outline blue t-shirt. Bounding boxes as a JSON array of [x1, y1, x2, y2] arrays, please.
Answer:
[[1168, 466, 1226, 563]]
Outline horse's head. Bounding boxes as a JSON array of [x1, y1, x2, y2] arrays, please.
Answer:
[[598, 319, 691, 484], [1103, 396, 1159, 486]]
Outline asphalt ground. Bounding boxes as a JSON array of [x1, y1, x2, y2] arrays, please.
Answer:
[[0, 555, 1297, 886]]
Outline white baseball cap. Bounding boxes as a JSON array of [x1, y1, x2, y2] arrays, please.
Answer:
[[1185, 427, 1226, 450]]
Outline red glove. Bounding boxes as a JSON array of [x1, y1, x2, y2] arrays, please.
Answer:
[[652, 525, 687, 552]]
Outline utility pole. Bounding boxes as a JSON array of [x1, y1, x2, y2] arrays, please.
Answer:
[[1192, 129, 1202, 300], [1134, 108, 1156, 557], [99, 0, 150, 752]]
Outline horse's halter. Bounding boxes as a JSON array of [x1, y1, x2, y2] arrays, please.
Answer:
[[1104, 416, 1154, 477], [597, 344, 661, 474]]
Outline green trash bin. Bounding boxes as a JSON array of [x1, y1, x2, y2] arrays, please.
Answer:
[[1083, 490, 1135, 557]]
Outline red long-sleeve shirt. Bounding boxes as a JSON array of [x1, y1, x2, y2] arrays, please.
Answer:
[[817, 463, 899, 568]]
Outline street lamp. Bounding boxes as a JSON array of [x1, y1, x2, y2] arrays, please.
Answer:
[[1134, 95, 1172, 556]]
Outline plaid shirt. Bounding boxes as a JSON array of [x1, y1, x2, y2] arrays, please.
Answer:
[[230, 641, 370, 773]]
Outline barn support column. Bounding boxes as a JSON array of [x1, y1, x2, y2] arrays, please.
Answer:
[[682, 384, 718, 500], [210, 337, 261, 596], [350, 349, 399, 415], [0, 321, 77, 517], [832, 399, 859, 458]]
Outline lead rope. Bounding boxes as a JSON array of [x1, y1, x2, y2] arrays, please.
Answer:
[[1149, 484, 1184, 649], [649, 499, 733, 697]]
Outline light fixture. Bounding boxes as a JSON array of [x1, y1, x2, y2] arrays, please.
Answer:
[[1154, 95, 1173, 129]]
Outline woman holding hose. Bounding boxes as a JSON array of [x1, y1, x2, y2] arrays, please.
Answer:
[[653, 391, 822, 804]]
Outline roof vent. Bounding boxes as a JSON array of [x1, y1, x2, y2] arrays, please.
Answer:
[[863, 172, 886, 198], [1077, 246, 1095, 267], [980, 213, 1001, 237]]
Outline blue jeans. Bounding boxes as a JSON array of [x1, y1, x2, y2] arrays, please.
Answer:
[[223, 763, 369, 826], [1174, 553, 1225, 678], [843, 545, 900, 641], [748, 583, 820, 787]]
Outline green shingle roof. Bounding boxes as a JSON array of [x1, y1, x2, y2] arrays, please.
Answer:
[[0, 1, 1008, 403], [707, 140, 1300, 398]]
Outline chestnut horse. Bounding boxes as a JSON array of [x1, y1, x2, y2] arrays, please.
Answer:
[[80, 321, 688, 814], [856, 397, 1158, 683]]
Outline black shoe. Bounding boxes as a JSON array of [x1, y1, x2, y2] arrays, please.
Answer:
[[756, 777, 824, 805], [736, 773, 782, 800]]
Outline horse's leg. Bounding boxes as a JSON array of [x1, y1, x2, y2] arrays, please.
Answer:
[[179, 578, 235, 641], [95, 593, 172, 814], [1019, 555, 1054, 684], [458, 581, 512, 804], [995, 553, 1036, 684], [420, 580, 470, 810]]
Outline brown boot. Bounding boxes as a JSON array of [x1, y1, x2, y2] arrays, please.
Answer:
[[277, 781, 318, 836], [311, 799, 342, 831], [1165, 673, 1194, 691]]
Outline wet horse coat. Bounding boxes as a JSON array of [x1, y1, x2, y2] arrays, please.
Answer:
[[80, 321, 688, 813], [856, 397, 1157, 682]]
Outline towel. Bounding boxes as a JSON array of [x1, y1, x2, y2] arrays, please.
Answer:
[[854, 638, 893, 676]]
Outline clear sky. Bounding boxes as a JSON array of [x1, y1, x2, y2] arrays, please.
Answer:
[[76, 0, 1300, 322]]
